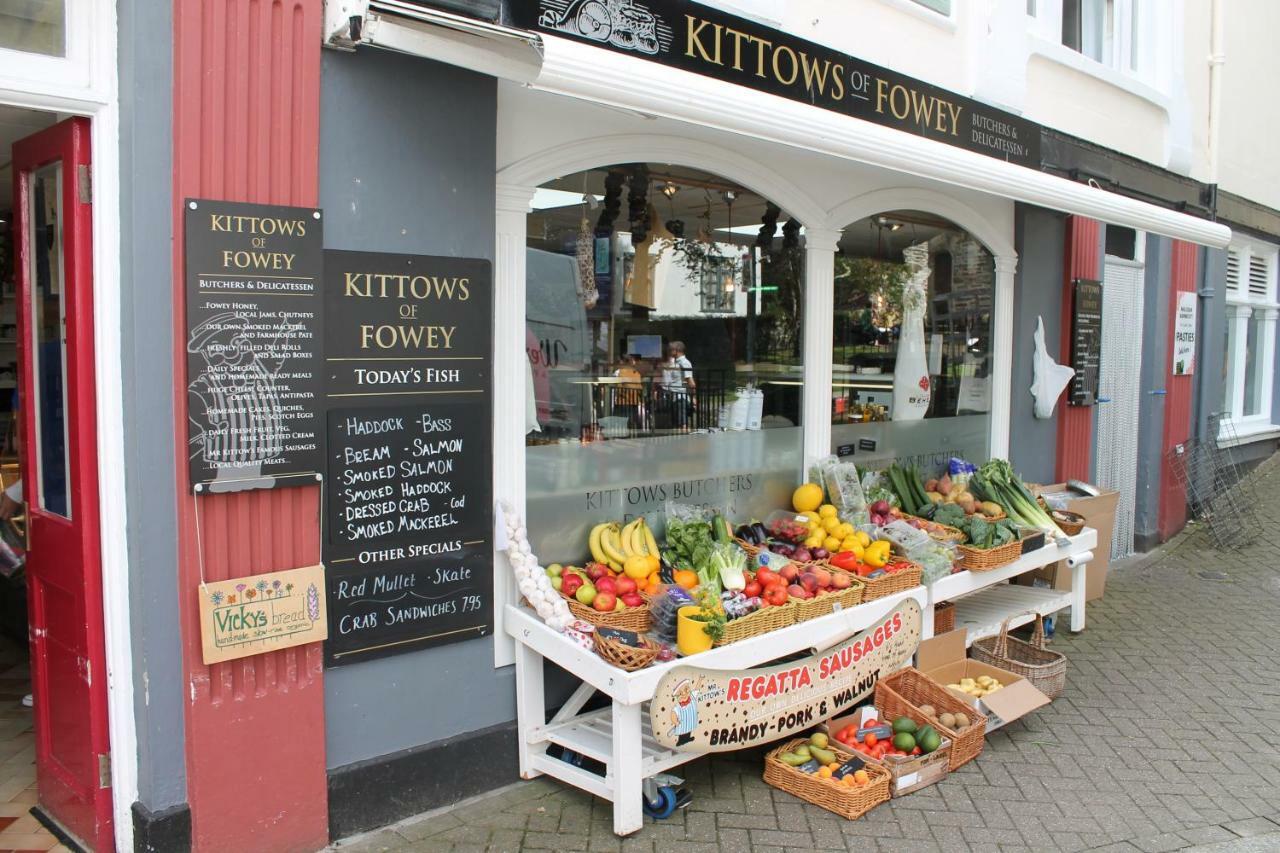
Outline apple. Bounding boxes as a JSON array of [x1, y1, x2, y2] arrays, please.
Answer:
[[780, 564, 799, 583], [799, 572, 819, 594], [831, 572, 852, 590], [812, 568, 832, 588], [575, 584, 598, 606], [615, 576, 637, 595], [546, 563, 564, 577], [586, 563, 609, 581], [562, 574, 583, 596], [593, 591, 616, 612], [596, 576, 618, 595], [551, 576, 563, 591], [620, 592, 644, 608], [787, 583, 810, 600]]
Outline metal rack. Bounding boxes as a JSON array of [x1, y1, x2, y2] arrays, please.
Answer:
[[1166, 412, 1262, 550]]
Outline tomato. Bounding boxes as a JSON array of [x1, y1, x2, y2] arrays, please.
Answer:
[[838, 725, 857, 741], [755, 568, 780, 587], [743, 581, 762, 598], [912, 747, 922, 755], [764, 586, 789, 607], [863, 732, 878, 747], [864, 718, 878, 727]]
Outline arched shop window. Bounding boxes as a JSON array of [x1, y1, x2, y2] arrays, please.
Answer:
[[830, 211, 995, 467], [524, 164, 806, 562]]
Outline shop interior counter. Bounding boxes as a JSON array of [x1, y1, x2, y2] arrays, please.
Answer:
[[507, 586, 929, 836], [929, 527, 1097, 642]]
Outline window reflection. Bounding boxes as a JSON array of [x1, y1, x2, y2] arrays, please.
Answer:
[[0, 0, 66, 57]]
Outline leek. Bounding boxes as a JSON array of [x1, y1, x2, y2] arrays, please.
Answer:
[[977, 459, 1062, 536]]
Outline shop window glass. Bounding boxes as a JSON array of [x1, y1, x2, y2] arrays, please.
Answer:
[[0, 0, 65, 57], [28, 163, 70, 517], [1243, 315, 1264, 417], [829, 211, 994, 469], [1221, 311, 1236, 415], [524, 165, 805, 561]]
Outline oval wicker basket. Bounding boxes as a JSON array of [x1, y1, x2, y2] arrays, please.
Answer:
[[955, 536, 1024, 572], [763, 738, 891, 820], [592, 631, 661, 671], [792, 573, 865, 623], [716, 600, 796, 646], [875, 666, 987, 771], [970, 614, 1067, 699], [561, 592, 652, 632]]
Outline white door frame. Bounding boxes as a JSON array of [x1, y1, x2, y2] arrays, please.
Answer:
[[0, 3, 136, 850]]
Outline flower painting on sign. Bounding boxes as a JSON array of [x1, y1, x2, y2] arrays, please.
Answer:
[[651, 599, 922, 751], [198, 564, 328, 664]]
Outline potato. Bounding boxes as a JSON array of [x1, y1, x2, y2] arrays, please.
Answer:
[[928, 491, 945, 504], [939, 712, 956, 729], [958, 495, 977, 514], [925, 478, 939, 493], [979, 501, 1003, 518], [976, 675, 994, 687], [960, 678, 976, 688], [954, 713, 970, 729], [946, 684, 964, 692], [986, 683, 1001, 693], [918, 705, 937, 718]]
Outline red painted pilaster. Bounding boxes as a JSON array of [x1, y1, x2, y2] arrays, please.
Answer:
[[1055, 216, 1101, 483], [1159, 241, 1199, 539], [173, 2, 329, 850]]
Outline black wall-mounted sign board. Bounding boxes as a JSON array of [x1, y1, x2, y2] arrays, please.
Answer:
[[1069, 278, 1103, 406], [509, 0, 1041, 167], [183, 199, 324, 492], [321, 249, 493, 666]]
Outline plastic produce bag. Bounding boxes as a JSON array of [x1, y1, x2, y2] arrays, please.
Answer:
[[648, 585, 694, 643], [861, 469, 899, 510], [814, 456, 869, 524]]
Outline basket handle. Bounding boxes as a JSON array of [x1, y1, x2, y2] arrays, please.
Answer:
[[992, 615, 1016, 658], [1030, 613, 1048, 649]]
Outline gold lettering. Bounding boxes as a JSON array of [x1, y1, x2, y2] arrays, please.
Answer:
[[725, 27, 750, 71], [799, 53, 832, 97], [710, 23, 723, 64], [831, 64, 846, 100], [875, 77, 890, 114], [685, 16, 717, 63], [772, 44, 798, 85], [357, 325, 457, 350], [889, 84, 910, 120], [909, 89, 936, 127], [345, 272, 370, 298], [946, 102, 962, 136], [753, 35, 772, 77]]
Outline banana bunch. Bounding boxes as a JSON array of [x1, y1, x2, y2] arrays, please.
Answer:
[[589, 517, 659, 572]]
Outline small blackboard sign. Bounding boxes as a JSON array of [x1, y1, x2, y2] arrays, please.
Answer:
[[596, 627, 643, 647], [858, 438, 878, 452], [322, 250, 493, 666], [837, 444, 856, 458], [184, 199, 324, 491], [1069, 279, 1103, 406]]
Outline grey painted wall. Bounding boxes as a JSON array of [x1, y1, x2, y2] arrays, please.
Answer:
[[1133, 236, 1171, 548], [1009, 204, 1066, 483], [1194, 247, 1229, 441], [318, 49, 506, 770], [118, 0, 186, 810]]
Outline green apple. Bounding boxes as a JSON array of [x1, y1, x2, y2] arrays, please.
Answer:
[[551, 576, 563, 591], [575, 583, 597, 606], [546, 563, 563, 577]]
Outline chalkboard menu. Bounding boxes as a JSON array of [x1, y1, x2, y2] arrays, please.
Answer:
[[184, 199, 324, 491], [322, 250, 493, 666], [1069, 278, 1103, 406]]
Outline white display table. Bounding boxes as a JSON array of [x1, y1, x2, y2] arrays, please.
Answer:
[[507, 528, 1096, 836]]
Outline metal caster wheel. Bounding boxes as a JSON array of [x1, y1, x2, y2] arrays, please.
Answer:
[[642, 785, 678, 820]]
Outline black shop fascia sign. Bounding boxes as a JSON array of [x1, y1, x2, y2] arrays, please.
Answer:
[[508, 0, 1041, 168]]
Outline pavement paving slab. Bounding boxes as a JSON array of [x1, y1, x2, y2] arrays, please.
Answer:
[[331, 455, 1280, 853]]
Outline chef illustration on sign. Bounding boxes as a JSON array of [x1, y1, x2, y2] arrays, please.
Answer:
[[188, 311, 294, 482], [667, 677, 708, 746]]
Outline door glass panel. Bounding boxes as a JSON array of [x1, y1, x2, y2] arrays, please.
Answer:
[[28, 162, 71, 518], [1243, 314, 1264, 417], [0, 0, 66, 56]]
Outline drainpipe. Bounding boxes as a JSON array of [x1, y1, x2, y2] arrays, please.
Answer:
[[1196, 0, 1225, 441], [1206, 0, 1225, 186]]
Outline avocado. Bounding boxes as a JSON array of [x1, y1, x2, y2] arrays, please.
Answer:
[[918, 728, 942, 754], [892, 716, 918, 735], [892, 732, 916, 752]]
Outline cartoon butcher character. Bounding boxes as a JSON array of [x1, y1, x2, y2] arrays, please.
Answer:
[[668, 678, 702, 746]]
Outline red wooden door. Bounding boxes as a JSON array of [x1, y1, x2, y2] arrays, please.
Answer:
[[13, 117, 112, 851]]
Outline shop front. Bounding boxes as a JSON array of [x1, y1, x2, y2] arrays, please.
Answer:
[[152, 2, 1240, 849]]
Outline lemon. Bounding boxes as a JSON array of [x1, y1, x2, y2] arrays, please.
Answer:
[[818, 504, 837, 519], [823, 536, 841, 552], [822, 516, 841, 533], [840, 537, 857, 552], [792, 483, 824, 513], [804, 535, 823, 549], [856, 530, 871, 548], [836, 522, 854, 539]]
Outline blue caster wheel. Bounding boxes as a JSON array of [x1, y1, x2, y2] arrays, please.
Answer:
[[642, 786, 678, 819]]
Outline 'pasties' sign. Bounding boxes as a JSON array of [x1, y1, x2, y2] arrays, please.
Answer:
[[651, 599, 921, 751]]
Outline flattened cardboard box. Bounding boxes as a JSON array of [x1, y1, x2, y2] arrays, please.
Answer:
[[916, 630, 1050, 732]]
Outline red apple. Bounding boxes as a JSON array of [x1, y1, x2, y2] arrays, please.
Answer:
[[615, 576, 637, 595], [593, 591, 617, 612], [621, 592, 644, 607], [562, 574, 583, 596], [596, 576, 617, 595], [586, 563, 609, 581]]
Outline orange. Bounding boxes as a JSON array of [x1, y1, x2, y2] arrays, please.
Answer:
[[646, 554, 661, 574], [673, 569, 699, 590]]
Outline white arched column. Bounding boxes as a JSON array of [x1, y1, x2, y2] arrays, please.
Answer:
[[802, 228, 843, 470], [990, 255, 1019, 459], [492, 182, 536, 668]]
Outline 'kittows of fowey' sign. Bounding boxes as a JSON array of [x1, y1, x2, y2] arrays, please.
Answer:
[[511, 0, 1041, 168]]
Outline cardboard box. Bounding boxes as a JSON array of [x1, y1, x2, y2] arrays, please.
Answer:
[[917, 630, 1050, 732], [1025, 482, 1120, 602], [822, 706, 951, 797]]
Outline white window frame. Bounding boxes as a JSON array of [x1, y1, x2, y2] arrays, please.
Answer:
[[1027, 0, 1172, 103], [1221, 237, 1279, 440]]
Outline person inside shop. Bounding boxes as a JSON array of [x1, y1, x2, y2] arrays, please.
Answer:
[[612, 353, 646, 431], [0, 405, 30, 710], [658, 340, 696, 430]]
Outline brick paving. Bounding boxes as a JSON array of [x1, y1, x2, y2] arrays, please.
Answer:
[[334, 456, 1280, 853]]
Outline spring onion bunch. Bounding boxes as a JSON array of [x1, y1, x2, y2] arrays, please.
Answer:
[[972, 459, 1062, 536]]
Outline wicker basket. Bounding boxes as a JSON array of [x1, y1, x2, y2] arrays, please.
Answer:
[[876, 667, 987, 770], [955, 536, 1024, 572], [1037, 497, 1080, 535], [562, 593, 652, 632], [792, 574, 865, 622], [859, 561, 924, 602], [970, 614, 1067, 699], [891, 509, 965, 543], [763, 738, 891, 820], [933, 601, 955, 634], [592, 631, 660, 671], [716, 600, 796, 646]]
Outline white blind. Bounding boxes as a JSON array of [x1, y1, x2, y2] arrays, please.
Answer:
[[1225, 248, 1242, 295], [1248, 253, 1272, 299]]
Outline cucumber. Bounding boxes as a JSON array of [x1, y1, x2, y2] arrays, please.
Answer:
[[712, 515, 733, 544]]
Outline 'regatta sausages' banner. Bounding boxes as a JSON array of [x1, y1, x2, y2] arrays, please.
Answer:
[[651, 600, 921, 751], [509, 0, 1040, 167]]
